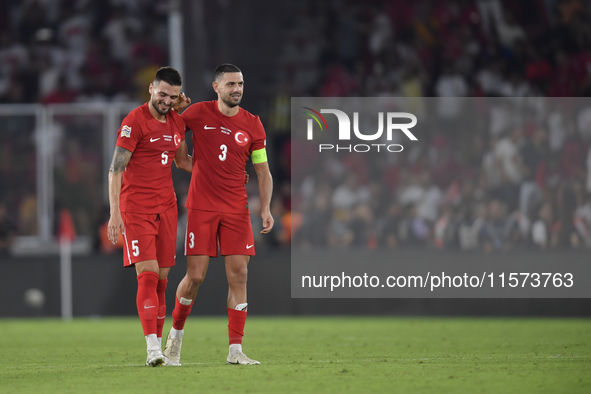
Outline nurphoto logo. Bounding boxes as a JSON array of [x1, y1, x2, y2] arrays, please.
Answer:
[[302, 107, 418, 153]]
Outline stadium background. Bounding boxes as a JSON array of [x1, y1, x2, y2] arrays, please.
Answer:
[[0, 0, 590, 317]]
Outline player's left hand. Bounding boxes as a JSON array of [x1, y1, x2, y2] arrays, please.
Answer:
[[244, 171, 249, 186], [173, 92, 191, 112], [260, 210, 274, 234]]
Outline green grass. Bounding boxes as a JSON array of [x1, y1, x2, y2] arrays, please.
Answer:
[[0, 317, 589, 393]]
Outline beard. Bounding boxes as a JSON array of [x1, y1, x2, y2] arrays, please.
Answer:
[[151, 98, 172, 115], [221, 93, 242, 108]]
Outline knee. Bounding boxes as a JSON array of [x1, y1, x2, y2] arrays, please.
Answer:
[[228, 266, 248, 286], [187, 270, 206, 286], [159, 268, 170, 280]]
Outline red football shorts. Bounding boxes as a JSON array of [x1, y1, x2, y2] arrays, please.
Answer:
[[121, 204, 178, 267], [185, 209, 255, 257]]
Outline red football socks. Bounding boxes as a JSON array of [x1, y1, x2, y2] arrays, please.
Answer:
[[156, 278, 167, 338], [172, 297, 194, 330], [227, 308, 247, 345], [136, 271, 159, 336]]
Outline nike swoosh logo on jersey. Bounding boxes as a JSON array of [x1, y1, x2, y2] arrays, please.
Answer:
[[204, 125, 216, 129], [246, 244, 254, 249], [150, 138, 160, 142]]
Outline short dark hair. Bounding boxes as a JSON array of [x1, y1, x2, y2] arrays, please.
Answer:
[[154, 66, 182, 86], [214, 63, 242, 81]]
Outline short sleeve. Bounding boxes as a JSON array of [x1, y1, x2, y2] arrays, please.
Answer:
[[180, 102, 202, 132], [116, 114, 142, 153], [250, 116, 266, 153], [170, 111, 186, 142]]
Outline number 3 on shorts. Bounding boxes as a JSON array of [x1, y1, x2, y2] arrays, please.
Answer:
[[188, 232, 195, 249], [132, 240, 139, 256], [219, 144, 227, 161]]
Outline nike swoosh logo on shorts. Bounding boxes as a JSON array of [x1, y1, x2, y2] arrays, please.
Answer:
[[150, 138, 160, 142], [144, 305, 156, 309], [204, 125, 216, 129], [246, 244, 254, 249]]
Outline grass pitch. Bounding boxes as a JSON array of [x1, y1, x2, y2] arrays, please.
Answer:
[[0, 316, 589, 393]]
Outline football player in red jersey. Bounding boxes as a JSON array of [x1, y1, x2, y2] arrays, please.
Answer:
[[107, 66, 192, 367], [163, 64, 274, 366]]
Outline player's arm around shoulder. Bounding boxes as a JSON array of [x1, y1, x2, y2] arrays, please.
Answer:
[[107, 146, 132, 244], [253, 161, 274, 234]]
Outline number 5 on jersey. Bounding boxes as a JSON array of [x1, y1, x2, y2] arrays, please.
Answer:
[[219, 144, 227, 161]]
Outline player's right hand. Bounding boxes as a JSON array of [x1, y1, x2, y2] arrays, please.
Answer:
[[173, 92, 191, 112], [107, 211, 125, 245]]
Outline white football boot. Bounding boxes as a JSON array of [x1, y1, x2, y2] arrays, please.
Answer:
[[145, 347, 165, 367], [226, 344, 260, 365], [163, 329, 183, 366]]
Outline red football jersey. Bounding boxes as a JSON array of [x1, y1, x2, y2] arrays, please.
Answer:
[[116, 103, 185, 213], [182, 101, 266, 213]]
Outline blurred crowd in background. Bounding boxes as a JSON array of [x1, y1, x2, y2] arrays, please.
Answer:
[[0, 0, 169, 105], [291, 97, 591, 252], [0, 0, 170, 255], [1, 0, 591, 253], [280, 0, 591, 251]]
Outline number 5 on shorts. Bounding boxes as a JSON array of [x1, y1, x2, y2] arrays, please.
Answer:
[[132, 240, 139, 256]]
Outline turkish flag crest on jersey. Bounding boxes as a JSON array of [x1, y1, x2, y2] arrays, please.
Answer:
[[234, 130, 250, 147]]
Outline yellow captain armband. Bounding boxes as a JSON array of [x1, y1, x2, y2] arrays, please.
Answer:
[[251, 148, 267, 164]]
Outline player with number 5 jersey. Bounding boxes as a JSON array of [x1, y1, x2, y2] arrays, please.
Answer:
[[107, 67, 192, 367], [164, 64, 274, 366]]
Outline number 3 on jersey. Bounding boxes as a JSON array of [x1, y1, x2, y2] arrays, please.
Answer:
[[219, 144, 227, 161]]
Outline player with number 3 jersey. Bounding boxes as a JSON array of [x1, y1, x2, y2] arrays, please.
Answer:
[[164, 64, 274, 366], [184, 100, 266, 216]]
